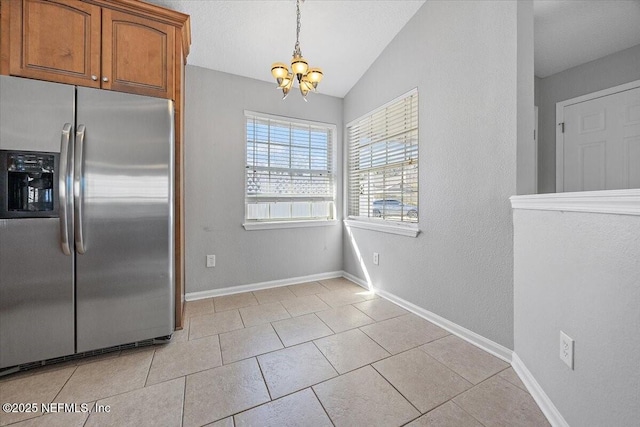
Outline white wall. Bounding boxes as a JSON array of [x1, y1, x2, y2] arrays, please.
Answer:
[[513, 207, 640, 426], [184, 66, 343, 293], [537, 44, 640, 193], [342, 0, 527, 349]]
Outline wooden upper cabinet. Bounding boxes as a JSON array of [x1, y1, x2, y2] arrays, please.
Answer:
[[9, 0, 101, 87], [4, 0, 177, 99], [102, 9, 174, 99]]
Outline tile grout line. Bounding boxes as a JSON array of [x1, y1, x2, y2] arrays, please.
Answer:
[[180, 374, 187, 427], [369, 363, 423, 416], [217, 334, 223, 369], [359, 339, 489, 414], [311, 340, 340, 377], [0, 369, 76, 426], [238, 308, 247, 328], [81, 402, 91, 427], [495, 365, 529, 392], [311, 312, 337, 337], [310, 386, 336, 427], [279, 299, 295, 318], [450, 400, 489, 427], [268, 322, 287, 350], [184, 317, 191, 342], [254, 356, 273, 401], [49, 364, 79, 403], [143, 347, 157, 387], [442, 368, 522, 418]]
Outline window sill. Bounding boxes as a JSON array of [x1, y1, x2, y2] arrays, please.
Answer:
[[343, 219, 421, 237], [243, 220, 339, 231]]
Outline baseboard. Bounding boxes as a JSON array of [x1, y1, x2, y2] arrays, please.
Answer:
[[342, 272, 512, 363], [185, 271, 344, 301], [341, 271, 370, 289], [511, 353, 569, 427]]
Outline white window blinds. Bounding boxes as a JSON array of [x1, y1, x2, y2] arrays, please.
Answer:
[[347, 89, 419, 223], [245, 112, 335, 222]]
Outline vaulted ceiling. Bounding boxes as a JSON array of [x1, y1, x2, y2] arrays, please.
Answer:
[[148, 0, 640, 96]]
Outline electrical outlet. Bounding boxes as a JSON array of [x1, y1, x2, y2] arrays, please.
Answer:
[[560, 331, 574, 369], [206, 255, 216, 268], [373, 252, 379, 265]]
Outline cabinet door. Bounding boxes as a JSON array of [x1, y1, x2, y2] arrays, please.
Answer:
[[9, 0, 101, 87], [102, 9, 174, 99]]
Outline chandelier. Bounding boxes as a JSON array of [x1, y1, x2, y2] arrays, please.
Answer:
[[271, 0, 323, 101]]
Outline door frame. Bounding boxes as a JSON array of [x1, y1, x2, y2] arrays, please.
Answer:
[[555, 79, 640, 192]]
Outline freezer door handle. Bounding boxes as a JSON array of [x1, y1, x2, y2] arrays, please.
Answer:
[[59, 123, 73, 255], [74, 124, 86, 254]]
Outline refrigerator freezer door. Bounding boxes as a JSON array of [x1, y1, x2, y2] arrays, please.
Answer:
[[75, 88, 174, 352], [0, 76, 75, 368], [0, 219, 76, 368]]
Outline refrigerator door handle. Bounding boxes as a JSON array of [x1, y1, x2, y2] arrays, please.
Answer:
[[74, 124, 87, 254], [59, 123, 73, 255]]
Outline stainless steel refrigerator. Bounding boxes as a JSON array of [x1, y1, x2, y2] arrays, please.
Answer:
[[0, 75, 175, 370]]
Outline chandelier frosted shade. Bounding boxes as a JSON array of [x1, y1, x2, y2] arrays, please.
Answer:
[[307, 68, 323, 83], [271, 0, 322, 101], [271, 63, 289, 80], [291, 56, 309, 76]]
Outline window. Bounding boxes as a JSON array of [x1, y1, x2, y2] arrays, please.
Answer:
[[347, 89, 419, 224], [245, 111, 336, 226]]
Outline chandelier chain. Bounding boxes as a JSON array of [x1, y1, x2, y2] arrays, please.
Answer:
[[294, 0, 302, 57], [271, 0, 321, 100]]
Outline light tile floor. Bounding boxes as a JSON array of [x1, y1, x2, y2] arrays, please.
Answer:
[[0, 278, 550, 427]]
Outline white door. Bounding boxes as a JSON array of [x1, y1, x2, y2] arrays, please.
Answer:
[[562, 86, 640, 192]]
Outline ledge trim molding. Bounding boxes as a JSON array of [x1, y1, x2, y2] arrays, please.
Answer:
[[512, 353, 570, 427], [510, 189, 640, 216], [342, 272, 513, 363]]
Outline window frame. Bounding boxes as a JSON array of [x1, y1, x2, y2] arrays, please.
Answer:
[[243, 110, 338, 230], [344, 89, 420, 237]]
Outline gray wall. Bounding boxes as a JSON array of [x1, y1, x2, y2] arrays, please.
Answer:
[[513, 209, 640, 426], [537, 44, 640, 193], [184, 66, 343, 293], [517, 0, 536, 195], [343, 0, 525, 349]]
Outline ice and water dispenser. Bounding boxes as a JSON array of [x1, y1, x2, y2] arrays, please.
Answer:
[[0, 150, 58, 218]]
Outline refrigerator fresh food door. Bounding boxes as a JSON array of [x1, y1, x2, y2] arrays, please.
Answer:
[[0, 76, 75, 368], [75, 87, 174, 352]]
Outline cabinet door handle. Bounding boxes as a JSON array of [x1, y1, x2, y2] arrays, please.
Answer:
[[91, 75, 98, 81], [102, 77, 109, 82]]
